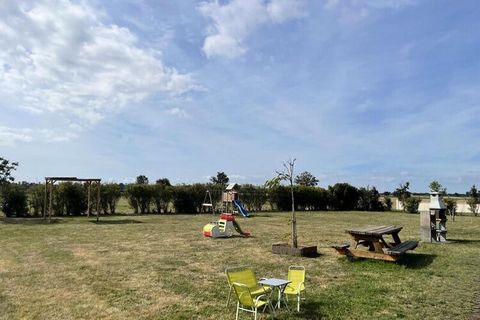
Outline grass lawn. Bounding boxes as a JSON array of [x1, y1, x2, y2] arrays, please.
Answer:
[[0, 211, 479, 319]]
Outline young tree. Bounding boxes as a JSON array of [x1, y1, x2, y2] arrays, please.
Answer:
[[429, 180, 447, 195], [294, 171, 319, 186], [210, 172, 229, 185], [393, 182, 411, 211], [429, 181, 442, 193], [466, 185, 479, 216], [266, 158, 298, 248]]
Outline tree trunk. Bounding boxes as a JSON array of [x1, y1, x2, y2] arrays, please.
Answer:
[[291, 181, 297, 248]]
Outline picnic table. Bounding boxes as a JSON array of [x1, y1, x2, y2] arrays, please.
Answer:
[[333, 225, 418, 262]]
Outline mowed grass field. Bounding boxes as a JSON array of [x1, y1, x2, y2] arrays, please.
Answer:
[[0, 211, 479, 320]]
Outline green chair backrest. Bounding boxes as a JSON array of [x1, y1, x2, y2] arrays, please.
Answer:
[[226, 267, 258, 289], [232, 282, 255, 308], [288, 266, 305, 291]]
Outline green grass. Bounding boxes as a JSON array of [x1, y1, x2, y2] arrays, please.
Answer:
[[0, 211, 479, 319]]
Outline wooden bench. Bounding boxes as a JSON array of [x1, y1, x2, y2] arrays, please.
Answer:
[[331, 243, 350, 255], [386, 240, 418, 255]]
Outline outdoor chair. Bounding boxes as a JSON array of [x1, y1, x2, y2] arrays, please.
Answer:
[[225, 266, 271, 307], [284, 265, 306, 312], [232, 282, 275, 320]]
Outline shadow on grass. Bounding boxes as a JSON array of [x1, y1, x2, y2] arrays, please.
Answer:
[[447, 239, 480, 244], [397, 253, 436, 269], [295, 300, 326, 319], [1, 217, 61, 224], [90, 219, 143, 224]]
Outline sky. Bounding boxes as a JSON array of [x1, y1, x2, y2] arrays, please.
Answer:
[[1, 0, 479, 192]]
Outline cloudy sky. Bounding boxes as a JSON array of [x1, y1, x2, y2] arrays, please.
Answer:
[[1, 0, 479, 192]]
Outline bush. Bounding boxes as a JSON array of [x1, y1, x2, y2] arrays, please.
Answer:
[[295, 186, 328, 211], [172, 184, 206, 213], [404, 197, 421, 213], [239, 184, 267, 212], [1, 185, 28, 217], [152, 184, 173, 214], [125, 184, 154, 214], [383, 197, 393, 211], [56, 183, 87, 215], [29, 184, 45, 216], [267, 186, 291, 211], [100, 184, 122, 214], [328, 183, 359, 211], [357, 186, 384, 211]]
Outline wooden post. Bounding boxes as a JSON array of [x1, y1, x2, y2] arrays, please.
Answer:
[[48, 180, 53, 223], [96, 181, 101, 222], [87, 182, 91, 217], [43, 179, 48, 220]]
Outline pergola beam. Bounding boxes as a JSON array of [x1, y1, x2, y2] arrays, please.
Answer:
[[44, 177, 102, 223]]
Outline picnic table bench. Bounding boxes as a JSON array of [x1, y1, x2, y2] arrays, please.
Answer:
[[332, 225, 418, 262]]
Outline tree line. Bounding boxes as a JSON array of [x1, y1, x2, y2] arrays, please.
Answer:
[[1, 158, 480, 217]]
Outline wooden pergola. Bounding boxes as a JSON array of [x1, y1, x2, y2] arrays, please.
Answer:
[[43, 177, 101, 222]]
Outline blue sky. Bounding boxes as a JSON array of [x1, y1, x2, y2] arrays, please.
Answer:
[[1, 0, 479, 192]]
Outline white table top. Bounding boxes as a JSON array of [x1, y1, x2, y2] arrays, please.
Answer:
[[258, 278, 291, 287]]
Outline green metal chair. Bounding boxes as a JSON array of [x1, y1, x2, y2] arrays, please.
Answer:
[[225, 266, 271, 307], [232, 282, 275, 320], [284, 265, 306, 312]]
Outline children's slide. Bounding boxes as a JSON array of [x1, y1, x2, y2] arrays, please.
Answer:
[[232, 220, 250, 237], [233, 199, 249, 217]]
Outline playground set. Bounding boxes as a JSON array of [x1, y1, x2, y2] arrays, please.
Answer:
[[203, 184, 251, 238]]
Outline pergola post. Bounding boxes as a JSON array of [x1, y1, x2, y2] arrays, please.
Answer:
[[87, 182, 91, 218], [43, 179, 48, 220], [96, 182, 101, 222], [48, 180, 53, 223]]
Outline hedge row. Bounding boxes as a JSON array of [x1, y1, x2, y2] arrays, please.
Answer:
[[1, 182, 393, 217]]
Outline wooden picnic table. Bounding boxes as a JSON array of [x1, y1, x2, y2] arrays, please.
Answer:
[[333, 225, 418, 262]]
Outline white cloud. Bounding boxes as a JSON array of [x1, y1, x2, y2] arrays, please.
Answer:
[[0, 125, 80, 146], [166, 107, 189, 118], [199, 0, 306, 58], [324, 0, 416, 23], [0, 127, 33, 146], [0, 0, 197, 123]]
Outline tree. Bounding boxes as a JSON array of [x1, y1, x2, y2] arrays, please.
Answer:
[[444, 198, 457, 221], [294, 171, 319, 187], [156, 178, 171, 186], [1, 185, 28, 217], [466, 185, 479, 216], [136, 175, 149, 185], [266, 158, 298, 248], [328, 183, 359, 211], [404, 197, 421, 213], [429, 180, 447, 195], [357, 186, 384, 211], [393, 182, 411, 211], [429, 181, 442, 192], [210, 172, 229, 185], [100, 184, 122, 214], [0, 157, 18, 185]]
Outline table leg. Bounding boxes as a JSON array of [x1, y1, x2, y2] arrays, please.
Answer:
[[392, 233, 402, 245], [372, 240, 384, 253]]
